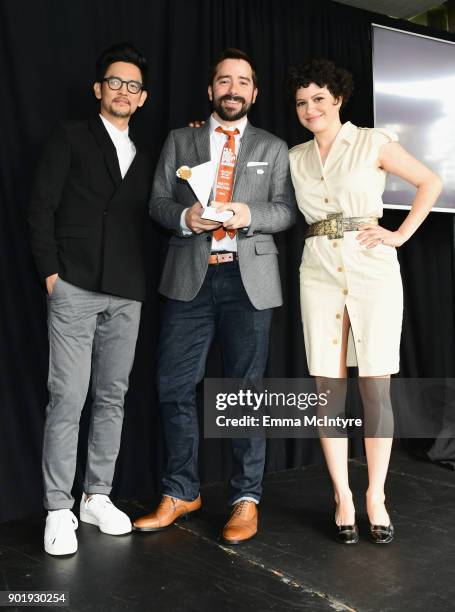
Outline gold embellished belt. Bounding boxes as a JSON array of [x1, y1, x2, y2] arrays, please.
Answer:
[[305, 213, 378, 240]]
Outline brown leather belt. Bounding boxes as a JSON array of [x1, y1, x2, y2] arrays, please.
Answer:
[[305, 213, 378, 240], [208, 252, 238, 265]]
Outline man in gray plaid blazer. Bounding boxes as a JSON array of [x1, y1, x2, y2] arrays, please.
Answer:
[[134, 48, 296, 543]]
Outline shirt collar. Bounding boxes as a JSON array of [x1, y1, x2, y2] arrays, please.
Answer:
[[210, 114, 248, 138], [338, 121, 357, 145], [99, 114, 130, 141]]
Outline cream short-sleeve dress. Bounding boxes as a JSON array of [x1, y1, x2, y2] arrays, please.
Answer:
[[289, 121, 403, 377]]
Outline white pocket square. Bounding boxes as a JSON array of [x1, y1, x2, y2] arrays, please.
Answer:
[[247, 161, 269, 167]]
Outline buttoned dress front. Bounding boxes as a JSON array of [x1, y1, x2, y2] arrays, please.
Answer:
[[289, 121, 403, 377]]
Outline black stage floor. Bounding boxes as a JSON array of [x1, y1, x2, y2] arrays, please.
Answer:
[[1, 451, 454, 611]]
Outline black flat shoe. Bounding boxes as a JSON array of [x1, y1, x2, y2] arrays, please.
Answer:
[[369, 523, 394, 544], [336, 523, 359, 544]]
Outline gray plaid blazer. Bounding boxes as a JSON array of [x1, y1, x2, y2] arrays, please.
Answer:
[[149, 120, 296, 310]]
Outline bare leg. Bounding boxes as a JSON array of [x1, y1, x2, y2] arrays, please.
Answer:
[[359, 376, 393, 526], [316, 307, 355, 526]]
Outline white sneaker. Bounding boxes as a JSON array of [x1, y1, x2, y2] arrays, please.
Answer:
[[79, 493, 132, 535], [44, 509, 78, 556]]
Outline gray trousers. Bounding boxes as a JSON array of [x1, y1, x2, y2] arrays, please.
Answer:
[[42, 278, 141, 510]]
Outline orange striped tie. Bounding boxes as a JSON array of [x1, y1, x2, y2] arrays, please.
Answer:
[[212, 126, 239, 241]]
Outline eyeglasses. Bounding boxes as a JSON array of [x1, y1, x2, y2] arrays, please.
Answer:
[[102, 76, 143, 94]]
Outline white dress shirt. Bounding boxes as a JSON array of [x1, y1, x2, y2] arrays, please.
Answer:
[[181, 114, 250, 252], [100, 114, 136, 179]]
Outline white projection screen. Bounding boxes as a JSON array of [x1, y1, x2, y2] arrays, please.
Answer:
[[372, 24, 455, 212]]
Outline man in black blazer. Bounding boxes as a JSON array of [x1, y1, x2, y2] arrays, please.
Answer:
[[28, 42, 151, 556]]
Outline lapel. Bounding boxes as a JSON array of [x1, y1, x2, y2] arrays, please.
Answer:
[[235, 121, 257, 176], [318, 121, 357, 175], [121, 149, 142, 185], [192, 120, 211, 165], [89, 115, 122, 188], [122, 127, 141, 183], [232, 121, 258, 199]]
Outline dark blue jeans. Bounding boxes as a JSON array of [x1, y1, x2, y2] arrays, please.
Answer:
[[157, 261, 273, 505]]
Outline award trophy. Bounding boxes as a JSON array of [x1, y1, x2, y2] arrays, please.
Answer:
[[176, 162, 234, 222]]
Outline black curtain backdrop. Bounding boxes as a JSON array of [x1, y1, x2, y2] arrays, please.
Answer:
[[1, 0, 454, 523]]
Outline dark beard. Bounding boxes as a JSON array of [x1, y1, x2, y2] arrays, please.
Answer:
[[212, 94, 251, 122]]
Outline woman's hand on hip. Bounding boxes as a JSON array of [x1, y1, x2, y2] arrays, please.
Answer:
[[356, 224, 406, 248]]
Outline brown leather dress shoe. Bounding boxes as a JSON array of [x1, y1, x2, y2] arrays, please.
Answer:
[[133, 495, 201, 532], [221, 500, 258, 545]]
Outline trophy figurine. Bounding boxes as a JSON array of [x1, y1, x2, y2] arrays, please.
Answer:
[[176, 162, 234, 222]]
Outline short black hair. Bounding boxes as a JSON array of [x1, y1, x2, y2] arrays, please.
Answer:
[[209, 48, 258, 88], [286, 58, 353, 109], [95, 42, 148, 89]]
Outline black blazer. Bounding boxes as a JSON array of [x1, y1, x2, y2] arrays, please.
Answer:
[[28, 116, 152, 301]]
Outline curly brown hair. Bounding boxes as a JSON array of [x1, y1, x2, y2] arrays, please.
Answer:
[[286, 58, 353, 109]]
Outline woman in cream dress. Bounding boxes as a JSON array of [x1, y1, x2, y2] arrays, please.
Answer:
[[287, 59, 442, 543]]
